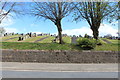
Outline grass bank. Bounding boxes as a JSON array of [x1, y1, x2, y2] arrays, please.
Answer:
[[1, 42, 80, 50], [1, 41, 119, 51]]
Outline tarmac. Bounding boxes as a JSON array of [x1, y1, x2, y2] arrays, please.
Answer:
[[0, 62, 118, 78]]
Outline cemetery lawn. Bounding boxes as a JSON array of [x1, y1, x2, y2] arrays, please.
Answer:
[[1, 40, 119, 51], [23, 35, 47, 42], [1, 35, 20, 41], [38, 36, 55, 43], [62, 36, 71, 43], [1, 36, 119, 51], [94, 39, 119, 51], [2, 42, 80, 50]]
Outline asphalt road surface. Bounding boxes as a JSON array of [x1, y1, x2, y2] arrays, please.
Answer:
[[0, 62, 118, 78]]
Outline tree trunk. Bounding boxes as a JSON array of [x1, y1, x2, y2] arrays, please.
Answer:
[[91, 26, 99, 40], [92, 28, 99, 40], [55, 20, 63, 44], [58, 28, 63, 44]]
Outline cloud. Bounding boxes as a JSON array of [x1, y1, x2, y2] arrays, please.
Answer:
[[32, 32, 42, 34], [63, 27, 93, 37], [5, 27, 19, 33], [99, 24, 118, 36], [62, 23, 118, 37], [0, 16, 14, 27], [0, 10, 19, 33]]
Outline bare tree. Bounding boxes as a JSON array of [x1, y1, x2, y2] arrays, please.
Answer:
[[0, 27, 5, 36], [74, 2, 118, 40], [0, 2, 24, 24], [31, 2, 73, 44]]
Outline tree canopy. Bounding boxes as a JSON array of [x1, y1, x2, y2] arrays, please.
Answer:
[[74, 2, 118, 39], [31, 2, 74, 44]]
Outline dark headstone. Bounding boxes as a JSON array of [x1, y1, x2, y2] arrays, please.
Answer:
[[18, 37, 22, 41]]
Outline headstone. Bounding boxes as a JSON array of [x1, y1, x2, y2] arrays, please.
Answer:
[[79, 35, 82, 37], [12, 32, 14, 35], [18, 37, 22, 41], [4, 34, 6, 36], [21, 33, 24, 36], [5, 33, 7, 36], [10, 33, 12, 36], [29, 32, 32, 37], [33, 33, 36, 37], [15, 33, 18, 35], [48, 33, 50, 36], [53, 34, 56, 37], [52, 36, 58, 43], [71, 35, 78, 44]]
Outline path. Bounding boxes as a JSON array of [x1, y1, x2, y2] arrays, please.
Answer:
[[102, 39, 112, 44], [3, 37, 19, 41], [34, 36, 49, 43]]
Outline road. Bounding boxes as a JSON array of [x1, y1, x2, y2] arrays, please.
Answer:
[[0, 62, 118, 78]]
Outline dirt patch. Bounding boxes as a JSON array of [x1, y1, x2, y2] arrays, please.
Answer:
[[2, 49, 119, 63]]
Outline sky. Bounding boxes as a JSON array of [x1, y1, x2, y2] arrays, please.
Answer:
[[0, 2, 119, 37]]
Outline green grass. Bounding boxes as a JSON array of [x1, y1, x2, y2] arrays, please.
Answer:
[[2, 42, 80, 50], [99, 38, 107, 44], [1, 35, 20, 41], [38, 36, 71, 43], [38, 36, 55, 43], [94, 39, 119, 51], [6, 38, 19, 42], [107, 39, 118, 44], [1, 36, 119, 51], [62, 36, 71, 43], [94, 43, 118, 51], [23, 36, 47, 42]]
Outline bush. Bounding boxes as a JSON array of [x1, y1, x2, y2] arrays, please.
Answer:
[[77, 38, 96, 50]]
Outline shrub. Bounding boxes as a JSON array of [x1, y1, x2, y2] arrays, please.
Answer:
[[77, 38, 96, 50]]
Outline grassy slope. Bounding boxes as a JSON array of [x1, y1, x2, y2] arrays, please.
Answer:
[[1, 35, 20, 42], [95, 39, 119, 51], [1, 36, 119, 51], [6, 38, 19, 42], [38, 36, 55, 43], [2, 42, 79, 50], [23, 36, 47, 42]]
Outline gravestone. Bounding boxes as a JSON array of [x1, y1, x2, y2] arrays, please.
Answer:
[[29, 32, 32, 37], [5, 33, 8, 36], [71, 35, 78, 44], [38, 34, 42, 36], [12, 32, 14, 35], [79, 35, 82, 37], [52, 36, 58, 43], [21, 33, 24, 36], [18, 37, 23, 41], [53, 34, 56, 37], [15, 33, 18, 35], [4, 34, 6, 36], [33, 33, 36, 37], [10, 33, 12, 36]]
